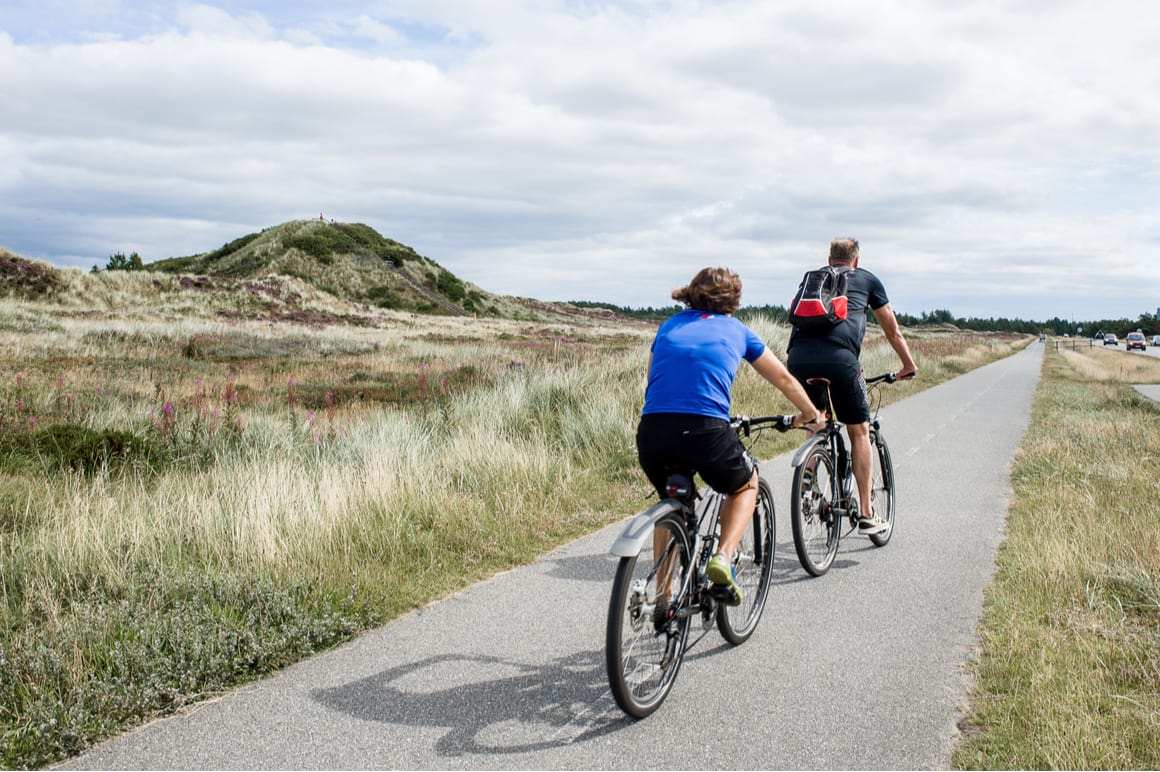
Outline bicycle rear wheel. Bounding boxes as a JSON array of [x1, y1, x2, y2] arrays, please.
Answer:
[[791, 444, 839, 576], [606, 511, 693, 718], [717, 477, 776, 644], [868, 428, 895, 547]]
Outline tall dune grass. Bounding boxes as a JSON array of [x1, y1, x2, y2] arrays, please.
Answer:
[[0, 309, 655, 767]]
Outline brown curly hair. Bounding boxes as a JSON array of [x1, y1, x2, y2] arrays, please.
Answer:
[[672, 267, 742, 315]]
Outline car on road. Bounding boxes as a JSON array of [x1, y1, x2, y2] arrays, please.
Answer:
[[1103, 333, 1118, 346], [1126, 332, 1146, 351], [1152, 335, 1160, 346]]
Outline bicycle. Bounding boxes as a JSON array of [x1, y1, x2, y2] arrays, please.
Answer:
[[605, 414, 791, 718], [788, 373, 897, 577]]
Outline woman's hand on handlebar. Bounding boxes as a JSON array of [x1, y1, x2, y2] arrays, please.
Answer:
[[793, 409, 825, 432], [897, 367, 918, 381]]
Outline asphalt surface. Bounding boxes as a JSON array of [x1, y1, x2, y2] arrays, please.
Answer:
[[59, 343, 1044, 771]]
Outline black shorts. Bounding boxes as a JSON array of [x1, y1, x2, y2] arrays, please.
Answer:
[[636, 413, 756, 498], [786, 355, 870, 425]]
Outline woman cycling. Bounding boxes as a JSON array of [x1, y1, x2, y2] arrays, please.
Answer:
[[636, 267, 822, 604]]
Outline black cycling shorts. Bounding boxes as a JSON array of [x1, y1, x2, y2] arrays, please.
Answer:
[[787, 356, 870, 425], [636, 413, 756, 499]]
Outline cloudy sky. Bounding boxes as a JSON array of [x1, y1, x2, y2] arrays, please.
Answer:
[[2, 0, 1158, 322]]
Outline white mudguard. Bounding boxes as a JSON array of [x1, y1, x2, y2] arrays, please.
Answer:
[[608, 499, 684, 558], [790, 433, 827, 468]]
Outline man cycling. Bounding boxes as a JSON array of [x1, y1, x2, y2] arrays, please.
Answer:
[[787, 238, 917, 535]]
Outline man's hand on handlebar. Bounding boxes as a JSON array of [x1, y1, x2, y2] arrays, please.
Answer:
[[897, 367, 918, 381]]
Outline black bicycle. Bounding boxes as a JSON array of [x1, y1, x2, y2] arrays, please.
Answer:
[[605, 415, 790, 718], [789, 373, 897, 577]]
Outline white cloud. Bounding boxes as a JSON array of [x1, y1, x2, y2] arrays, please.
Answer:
[[0, 0, 1158, 321], [176, 3, 274, 39]]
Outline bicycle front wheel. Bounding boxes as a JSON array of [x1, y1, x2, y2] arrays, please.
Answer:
[[717, 477, 776, 644], [606, 511, 693, 718], [791, 444, 838, 576], [868, 428, 896, 547]]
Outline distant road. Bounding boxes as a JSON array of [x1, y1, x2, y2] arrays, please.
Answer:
[[60, 344, 1044, 771]]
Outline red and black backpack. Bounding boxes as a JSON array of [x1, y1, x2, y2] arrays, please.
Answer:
[[787, 265, 852, 332]]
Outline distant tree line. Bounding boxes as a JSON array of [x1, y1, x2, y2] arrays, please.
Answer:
[[572, 300, 1157, 336]]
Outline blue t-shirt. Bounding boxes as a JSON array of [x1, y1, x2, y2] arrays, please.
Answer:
[[642, 309, 766, 420]]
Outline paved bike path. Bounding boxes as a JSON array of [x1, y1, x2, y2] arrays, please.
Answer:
[[59, 343, 1043, 771]]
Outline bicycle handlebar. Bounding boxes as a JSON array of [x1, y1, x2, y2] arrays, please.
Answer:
[[730, 414, 797, 435], [750, 373, 905, 434], [732, 373, 906, 437]]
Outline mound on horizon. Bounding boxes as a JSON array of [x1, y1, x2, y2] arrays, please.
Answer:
[[149, 219, 498, 317], [1, 222, 626, 325]]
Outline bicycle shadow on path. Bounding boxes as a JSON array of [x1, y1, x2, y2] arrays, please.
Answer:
[[536, 550, 620, 584], [311, 544, 750, 761], [312, 649, 628, 759], [769, 540, 870, 585]]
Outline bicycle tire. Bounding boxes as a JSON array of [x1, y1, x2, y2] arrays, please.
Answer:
[[868, 428, 895, 547], [606, 511, 693, 718], [717, 476, 776, 644], [790, 444, 839, 576]]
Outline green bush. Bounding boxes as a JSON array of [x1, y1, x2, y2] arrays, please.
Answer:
[[363, 284, 398, 308], [436, 271, 467, 302], [104, 252, 144, 272], [333, 223, 421, 263], [286, 235, 336, 262], [0, 425, 161, 476]]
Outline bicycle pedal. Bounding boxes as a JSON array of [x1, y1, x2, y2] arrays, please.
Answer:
[[709, 585, 741, 606]]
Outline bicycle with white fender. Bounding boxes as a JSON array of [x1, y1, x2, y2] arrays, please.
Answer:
[[604, 414, 793, 718]]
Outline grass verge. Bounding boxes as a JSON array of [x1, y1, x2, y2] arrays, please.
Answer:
[[953, 345, 1160, 769]]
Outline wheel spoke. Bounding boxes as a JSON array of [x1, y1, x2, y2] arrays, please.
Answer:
[[791, 447, 838, 576]]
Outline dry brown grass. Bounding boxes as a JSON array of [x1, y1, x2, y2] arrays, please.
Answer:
[[1061, 344, 1160, 383]]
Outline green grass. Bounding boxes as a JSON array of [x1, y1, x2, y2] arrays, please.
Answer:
[[953, 346, 1160, 769]]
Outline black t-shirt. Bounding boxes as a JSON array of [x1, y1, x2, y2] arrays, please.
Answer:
[[787, 266, 890, 360]]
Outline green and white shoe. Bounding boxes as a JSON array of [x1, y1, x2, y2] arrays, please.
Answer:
[[706, 552, 742, 606]]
